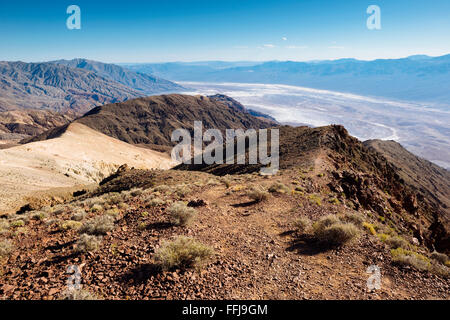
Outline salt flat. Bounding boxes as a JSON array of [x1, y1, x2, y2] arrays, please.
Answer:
[[181, 82, 450, 169]]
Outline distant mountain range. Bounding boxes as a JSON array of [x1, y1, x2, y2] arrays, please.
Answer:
[[124, 54, 450, 106], [51, 59, 184, 95], [0, 59, 184, 113]]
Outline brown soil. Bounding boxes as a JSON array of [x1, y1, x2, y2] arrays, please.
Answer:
[[0, 167, 448, 300]]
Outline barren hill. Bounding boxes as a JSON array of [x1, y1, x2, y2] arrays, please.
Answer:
[[24, 94, 276, 151], [0, 123, 175, 214], [176, 125, 450, 252], [76, 94, 275, 147], [364, 139, 450, 251], [0, 109, 76, 147]]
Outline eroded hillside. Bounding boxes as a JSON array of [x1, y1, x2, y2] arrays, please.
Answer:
[[0, 125, 448, 300]]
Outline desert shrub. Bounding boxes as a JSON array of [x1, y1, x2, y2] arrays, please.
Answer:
[[377, 233, 390, 242], [385, 236, 409, 249], [268, 183, 290, 194], [106, 194, 123, 205], [31, 211, 47, 221], [174, 185, 191, 198], [362, 222, 377, 235], [60, 289, 99, 300], [10, 220, 25, 228], [0, 221, 10, 233], [74, 234, 102, 253], [430, 251, 449, 265], [0, 239, 14, 259], [105, 208, 120, 219], [294, 217, 311, 233], [138, 222, 148, 230], [206, 179, 220, 186], [130, 188, 143, 197], [154, 185, 171, 193], [41, 206, 53, 213], [391, 248, 430, 271], [154, 236, 214, 270], [168, 202, 197, 226], [147, 197, 164, 207], [314, 222, 359, 245], [71, 209, 88, 221], [430, 263, 450, 278], [328, 198, 340, 205], [342, 212, 364, 227], [117, 202, 129, 210], [247, 186, 269, 202], [90, 204, 103, 213], [313, 215, 340, 231], [59, 220, 82, 231], [221, 177, 232, 188], [308, 194, 322, 206], [44, 218, 61, 227], [141, 211, 149, 217], [52, 206, 65, 215], [79, 215, 115, 236]]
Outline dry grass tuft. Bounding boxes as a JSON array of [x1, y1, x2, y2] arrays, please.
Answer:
[[60, 289, 100, 300], [247, 186, 269, 203], [391, 248, 431, 271], [74, 234, 102, 253], [71, 209, 88, 221], [342, 212, 364, 227], [268, 183, 290, 194], [154, 236, 214, 271], [168, 202, 197, 226], [0, 239, 14, 259], [430, 251, 449, 265], [59, 220, 83, 231], [293, 217, 311, 233], [79, 215, 114, 236], [313, 215, 359, 245]]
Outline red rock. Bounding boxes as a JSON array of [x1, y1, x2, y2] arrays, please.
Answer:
[[48, 288, 58, 296]]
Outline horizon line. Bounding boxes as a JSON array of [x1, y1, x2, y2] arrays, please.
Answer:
[[3, 53, 450, 65]]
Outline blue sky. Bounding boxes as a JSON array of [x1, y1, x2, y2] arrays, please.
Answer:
[[0, 0, 449, 62]]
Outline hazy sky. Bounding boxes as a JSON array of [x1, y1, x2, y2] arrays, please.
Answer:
[[1, 0, 449, 63]]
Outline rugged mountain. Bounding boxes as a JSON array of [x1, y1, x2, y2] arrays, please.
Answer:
[[24, 94, 276, 150], [208, 94, 277, 123], [51, 59, 184, 95], [0, 109, 76, 146], [0, 60, 185, 114], [0, 61, 142, 113], [129, 54, 450, 105], [176, 125, 450, 252], [364, 139, 450, 250]]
